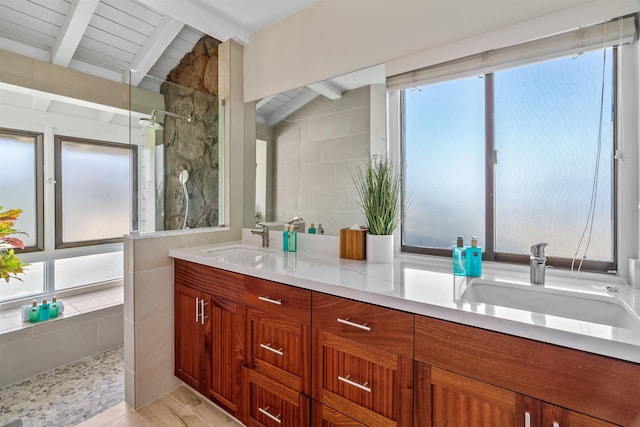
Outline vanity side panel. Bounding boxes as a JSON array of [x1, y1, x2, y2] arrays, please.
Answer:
[[414, 315, 640, 426]]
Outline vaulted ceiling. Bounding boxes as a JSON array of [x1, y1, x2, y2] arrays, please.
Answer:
[[0, 0, 317, 90]]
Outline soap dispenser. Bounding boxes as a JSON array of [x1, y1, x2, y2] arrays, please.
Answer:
[[29, 300, 39, 323], [39, 298, 50, 321], [467, 237, 482, 277], [50, 296, 59, 318], [452, 236, 467, 276], [308, 223, 316, 234]]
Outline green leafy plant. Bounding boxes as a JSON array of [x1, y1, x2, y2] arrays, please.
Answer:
[[0, 206, 29, 283], [353, 156, 401, 235]]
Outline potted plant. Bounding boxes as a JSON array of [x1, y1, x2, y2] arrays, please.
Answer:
[[353, 156, 401, 263], [0, 206, 28, 282]]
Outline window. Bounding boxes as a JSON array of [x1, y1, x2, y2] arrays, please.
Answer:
[[401, 48, 616, 271], [54, 136, 130, 248], [0, 131, 129, 305], [0, 129, 43, 251]]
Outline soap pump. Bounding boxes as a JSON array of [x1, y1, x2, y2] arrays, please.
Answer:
[[452, 236, 467, 276]]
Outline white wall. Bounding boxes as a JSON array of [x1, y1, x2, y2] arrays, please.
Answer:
[[244, 0, 640, 101]]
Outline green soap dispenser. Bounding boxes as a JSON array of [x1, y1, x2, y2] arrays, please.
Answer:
[[29, 300, 39, 323], [452, 236, 467, 276], [50, 296, 59, 318]]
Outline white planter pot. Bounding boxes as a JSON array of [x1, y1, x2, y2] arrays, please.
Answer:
[[366, 233, 394, 263]]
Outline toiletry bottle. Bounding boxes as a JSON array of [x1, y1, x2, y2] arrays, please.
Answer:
[[39, 298, 50, 321], [50, 296, 59, 318], [452, 236, 467, 276], [318, 224, 324, 234], [283, 225, 289, 251], [29, 300, 39, 323], [467, 236, 482, 277], [308, 223, 316, 234], [288, 226, 297, 252]]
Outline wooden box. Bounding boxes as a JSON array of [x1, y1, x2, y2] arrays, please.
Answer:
[[339, 227, 367, 260]]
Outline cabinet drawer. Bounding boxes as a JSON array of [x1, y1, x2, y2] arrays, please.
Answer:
[[312, 330, 413, 427], [247, 308, 311, 394], [175, 259, 243, 302], [245, 276, 311, 324], [312, 293, 413, 358], [312, 401, 367, 426], [242, 368, 310, 427]]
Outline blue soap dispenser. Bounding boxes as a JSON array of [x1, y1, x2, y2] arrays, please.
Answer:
[[467, 236, 482, 277], [452, 236, 467, 276], [39, 298, 50, 321]]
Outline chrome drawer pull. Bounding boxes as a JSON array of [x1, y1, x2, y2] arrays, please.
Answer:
[[258, 296, 282, 305], [260, 342, 284, 356], [200, 299, 207, 325], [552, 423, 559, 427], [525, 411, 530, 427], [195, 297, 199, 323], [337, 317, 371, 331], [258, 406, 282, 424], [338, 375, 371, 393]]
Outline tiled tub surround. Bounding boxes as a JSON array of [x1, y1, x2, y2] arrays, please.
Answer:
[[0, 286, 124, 387], [170, 236, 640, 364]]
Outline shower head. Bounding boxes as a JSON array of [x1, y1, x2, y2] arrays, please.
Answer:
[[138, 117, 164, 130], [139, 109, 192, 130]]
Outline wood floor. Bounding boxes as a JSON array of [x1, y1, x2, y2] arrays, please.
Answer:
[[76, 386, 243, 427]]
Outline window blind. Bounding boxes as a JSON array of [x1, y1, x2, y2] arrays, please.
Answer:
[[387, 15, 636, 91]]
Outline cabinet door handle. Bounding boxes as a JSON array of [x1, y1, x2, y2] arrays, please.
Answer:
[[258, 406, 282, 424], [260, 342, 284, 356], [552, 423, 559, 427], [195, 297, 200, 323], [258, 296, 282, 305], [338, 375, 371, 393], [524, 411, 530, 427], [200, 299, 207, 325], [337, 317, 371, 331]]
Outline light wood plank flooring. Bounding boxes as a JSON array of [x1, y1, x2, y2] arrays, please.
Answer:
[[76, 386, 242, 427]]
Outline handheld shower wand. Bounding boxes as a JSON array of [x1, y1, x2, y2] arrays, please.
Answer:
[[179, 170, 190, 230]]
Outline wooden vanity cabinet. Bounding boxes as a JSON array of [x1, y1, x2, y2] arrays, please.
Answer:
[[311, 400, 368, 426], [414, 315, 640, 426], [312, 292, 414, 427], [174, 260, 245, 417], [242, 276, 312, 425]]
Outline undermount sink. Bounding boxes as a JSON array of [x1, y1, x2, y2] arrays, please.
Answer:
[[202, 245, 273, 258], [461, 279, 640, 330]]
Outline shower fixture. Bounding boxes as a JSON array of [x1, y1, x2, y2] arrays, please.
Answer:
[[179, 169, 190, 230], [138, 109, 192, 130]]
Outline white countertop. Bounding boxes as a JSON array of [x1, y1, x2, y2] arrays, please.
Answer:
[[169, 238, 640, 363]]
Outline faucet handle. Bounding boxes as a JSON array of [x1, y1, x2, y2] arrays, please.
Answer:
[[531, 243, 548, 258]]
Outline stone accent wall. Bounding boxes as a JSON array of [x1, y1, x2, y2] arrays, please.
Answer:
[[162, 36, 220, 230]]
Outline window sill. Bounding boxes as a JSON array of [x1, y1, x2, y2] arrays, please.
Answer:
[[0, 286, 123, 346]]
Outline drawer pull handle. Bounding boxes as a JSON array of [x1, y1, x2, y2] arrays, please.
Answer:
[[552, 423, 559, 427], [338, 375, 371, 393], [200, 299, 207, 325], [258, 406, 282, 424], [525, 411, 530, 427], [337, 317, 371, 331], [260, 342, 284, 356], [195, 297, 199, 323], [258, 296, 282, 305]]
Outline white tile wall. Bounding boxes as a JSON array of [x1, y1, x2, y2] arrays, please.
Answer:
[[272, 86, 370, 235]]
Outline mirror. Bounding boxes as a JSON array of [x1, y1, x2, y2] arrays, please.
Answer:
[[245, 64, 387, 236]]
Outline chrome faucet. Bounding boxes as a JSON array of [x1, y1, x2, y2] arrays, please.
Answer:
[[251, 223, 270, 248], [287, 216, 305, 232], [530, 243, 548, 285]]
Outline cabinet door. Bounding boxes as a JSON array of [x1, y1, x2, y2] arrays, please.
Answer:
[[174, 284, 206, 391], [311, 401, 367, 427], [313, 330, 413, 427], [414, 362, 541, 427], [247, 308, 311, 394], [542, 403, 620, 427], [206, 295, 245, 416], [243, 368, 310, 427]]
